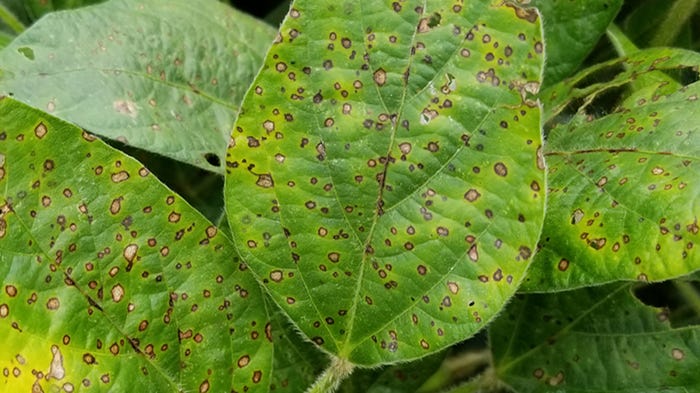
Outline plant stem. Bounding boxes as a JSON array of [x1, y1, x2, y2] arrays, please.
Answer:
[[606, 23, 639, 57], [674, 281, 700, 317], [650, 0, 699, 47], [305, 356, 355, 393], [0, 4, 24, 34]]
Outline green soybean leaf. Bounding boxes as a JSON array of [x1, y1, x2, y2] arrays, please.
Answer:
[[340, 352, 445, 393], [266, 299, 329, 391], [0, 0, 275, 173], [225, 0, 545, 366], [490, 283, 700, 392], [0, 97, 283, 392], [533, 0, 623, 88], [524, 48, 700, 292]]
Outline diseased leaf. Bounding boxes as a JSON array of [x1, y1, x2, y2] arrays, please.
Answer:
[[524, 48, 700, 291], [0, 97, 282, 392], [225, 0, 545, 366], [0, 0, 275, 172], [265, 298, 328, 391], [340, 351, 445, 393], [490, 283, 700, 392], [533, 0, 623, 88]]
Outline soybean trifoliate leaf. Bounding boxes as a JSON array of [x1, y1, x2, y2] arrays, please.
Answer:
[[225, 0, 545, 365], [523, 49, 700, 291], [0, 97, 278, 392], [0, 0, 275, 172], [490, 283, 700, 392]]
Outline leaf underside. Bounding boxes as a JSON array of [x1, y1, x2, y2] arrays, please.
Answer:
[[0, 0, 275, 172], [225, 0, 545, 366]]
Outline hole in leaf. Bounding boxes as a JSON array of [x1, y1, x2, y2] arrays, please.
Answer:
[[204, 152, 221, 167], [17, 47, 35, 60], [634, 280, 700, 328], [572, 62, 625, 90], [428, 12, 441, 28]]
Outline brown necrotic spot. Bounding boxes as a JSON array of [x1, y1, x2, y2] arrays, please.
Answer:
[[494, 162, 508, 176], [464, 189, 481, 202], [558, 259, 569, 271], [123, 244, 138, 263], [672, 348, 685, 360], [237, 355, 250, 368], [328, 252, 340, 263], [35, 123, 48, 139], [256, 174, 274, 188], [111, 284, 124, 303], [269, 270, 283, 283], [47, 297, 60, 310], [447, 281, 459, 294], [5, 285, 17, 297], [519, 246, 532, 260], [0, 304, 8, 318], [417, 265, 427, 275], [110, 197, 123, 215], [83, 353, 96, 365], [373, 69, 387, 86], [493, 269, 503, 281], [111, 171, 129, 183], [43, 159, 55, 172], [468, 244, 478, 261]]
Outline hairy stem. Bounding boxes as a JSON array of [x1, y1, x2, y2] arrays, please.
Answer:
[[305, 356, 355, 393]]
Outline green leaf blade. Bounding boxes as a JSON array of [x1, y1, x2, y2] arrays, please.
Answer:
[[226, 0, 545, 366], [526, 48, 700, 291], [491, 283, 700, 392], [0, 0, 276, 172], [0, 97, 280, 392]]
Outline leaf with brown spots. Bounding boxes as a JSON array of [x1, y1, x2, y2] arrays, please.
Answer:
[[0, 97, 298, 392], [0, 0, 275, 172], [338, 351, 445, 393], [225, 0, 545, 367], [524, 48, 700, 291], [490, 282, 700, 392]]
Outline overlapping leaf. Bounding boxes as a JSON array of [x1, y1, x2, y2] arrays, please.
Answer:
[[490, 283, 700, 392], [533, 0, 623, 88], [0, 0, 275, 172], [340, 351, 445, 393], [0, 97, 296, 392], [524, 48, 700, 291], [225, 0, 545, 365]]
